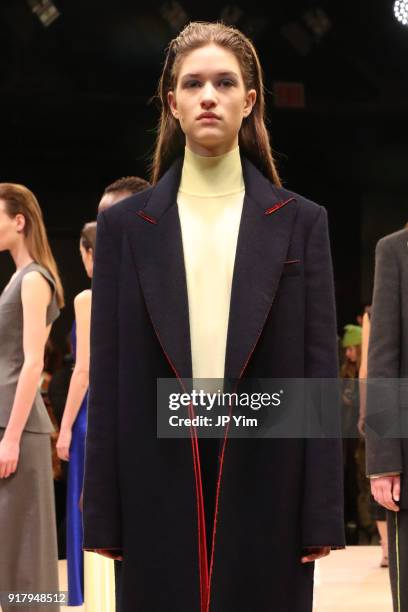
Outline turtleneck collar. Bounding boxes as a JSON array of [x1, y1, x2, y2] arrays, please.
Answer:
[[179, 146, 244, 197]]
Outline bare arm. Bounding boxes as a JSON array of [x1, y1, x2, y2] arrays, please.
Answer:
[[358, 312, 370, 434], [0, 271, 52, 478], [57, 290, 91, 461]]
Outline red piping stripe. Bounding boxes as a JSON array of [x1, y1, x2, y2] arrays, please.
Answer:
[[143, 312, 208, 612], [206, 406, 231, 612], [189, 403, 208, 611], [264, 197, 296, 216], [142, 283, 281, 611], [189, 403, 209, 609], [206, 301, 279, 611], [136, 210, 158, 225]]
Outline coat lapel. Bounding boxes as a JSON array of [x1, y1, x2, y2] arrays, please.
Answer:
[[125, 158, 193, 381], [224, 158, 298, 381], [126, 156, 298, 384]]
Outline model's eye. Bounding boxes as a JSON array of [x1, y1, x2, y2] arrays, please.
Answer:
[[184, 80, 201, 88], [219, 79, 235, 87]]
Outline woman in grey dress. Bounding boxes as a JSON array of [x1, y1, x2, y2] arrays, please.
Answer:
[[0, 183, 64, 612]]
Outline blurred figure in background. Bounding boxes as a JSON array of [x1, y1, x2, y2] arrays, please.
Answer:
[[56, 222, 115, 610], [97, 175, 150, 607], [341, 324, 363, 543], [0, 183, 64, 612], [366, 228, 408, 612], [359, 307, 389, 566], [98, 176, 150, 212]]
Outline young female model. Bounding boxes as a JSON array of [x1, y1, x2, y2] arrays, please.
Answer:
[[83, 22, 344, 612], [0, 183, 64, 612], [56, 222, 115, 611]]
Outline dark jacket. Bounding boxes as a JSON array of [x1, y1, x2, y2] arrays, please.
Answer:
[[83, 156, 344, 612], [366, 229, 408, 508]]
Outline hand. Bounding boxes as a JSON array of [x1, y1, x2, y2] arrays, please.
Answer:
[[56, 428, 72, 461], [301, 546, 331, 563], [0, 438, 20, 479], [357, 416, 365, 437], [371, 475, 400, 512], [88, 548, 123, 561]]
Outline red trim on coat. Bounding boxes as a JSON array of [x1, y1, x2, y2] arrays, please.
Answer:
[[136, 210, 158, 225], [189, 403, 209, 610], [284, 259, 301, 264], [264, 197, 296, 216], [206, 406, 231, 612], [141, 308, 208, 612], [206, 301, 279, 611]]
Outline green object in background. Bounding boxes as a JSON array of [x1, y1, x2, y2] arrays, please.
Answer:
[[342, 324, 362, 347]]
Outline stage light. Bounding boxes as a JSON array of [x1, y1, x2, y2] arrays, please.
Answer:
[[394, 0, 408, 25], [303, 7, 332, 39], [159, 1, 188, 33], [220, 5, 244, 26], [27, 0, 60, 27]]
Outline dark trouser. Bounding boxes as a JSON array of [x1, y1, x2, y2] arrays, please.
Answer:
[[114, 560, 122, 609], [387, 509, 408, 611]]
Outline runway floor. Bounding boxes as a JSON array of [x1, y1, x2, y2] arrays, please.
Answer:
[[56, 546, 393, 611]]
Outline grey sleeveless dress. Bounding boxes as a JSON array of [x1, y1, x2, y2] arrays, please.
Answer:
[[0, 262, 60, 612]]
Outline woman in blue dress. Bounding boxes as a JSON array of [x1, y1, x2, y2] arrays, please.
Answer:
[[56, 222, 95, 606]]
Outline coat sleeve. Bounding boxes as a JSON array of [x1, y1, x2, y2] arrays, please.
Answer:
[[365, 237, 403, 476], [83, 211, 122, 550], [301, 206, 345, 548]]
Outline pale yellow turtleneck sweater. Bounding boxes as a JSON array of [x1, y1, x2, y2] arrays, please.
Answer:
[[177, 146, 245, 380]]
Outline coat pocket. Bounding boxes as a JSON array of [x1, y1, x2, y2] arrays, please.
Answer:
[[281, 260, 301, 277]]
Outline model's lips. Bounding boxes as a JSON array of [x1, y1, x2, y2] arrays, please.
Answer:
[[197, 112, 221, 120]]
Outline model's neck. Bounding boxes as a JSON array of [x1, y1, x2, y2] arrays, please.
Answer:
[[179, 146, 244, 197], [10, 243, 34, 271]]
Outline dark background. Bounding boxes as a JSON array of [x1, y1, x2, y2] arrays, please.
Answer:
[[1, 0, 408, 347]]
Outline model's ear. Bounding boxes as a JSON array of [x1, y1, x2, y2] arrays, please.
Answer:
[[168, 91, 180, 120], [15, 213, 26, 234], [243, 89, 257, 118]]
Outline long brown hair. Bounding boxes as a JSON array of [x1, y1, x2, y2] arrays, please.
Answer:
[[0, 183, 65, 308], [340, 345, 362, 379], [151, 21, 281, 186]]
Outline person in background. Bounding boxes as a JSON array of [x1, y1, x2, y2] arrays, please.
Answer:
[[341, 324, 362, 543], [56, 222, 115, 610], [97, 176, 150, 607], [0, 183, 64, 612], [366, 228, 408, 612], [359, 307, 389, 566], [98, 176, 150, 212]]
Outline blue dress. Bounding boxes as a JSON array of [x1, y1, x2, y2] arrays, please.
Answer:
[[66, 321, 88, 606]]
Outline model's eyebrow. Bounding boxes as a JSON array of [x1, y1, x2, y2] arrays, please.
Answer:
[[180, 71, 239, 82]]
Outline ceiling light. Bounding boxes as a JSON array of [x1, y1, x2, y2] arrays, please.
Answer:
[[27, 0, 60, 28], [394, 0, 408, 26]]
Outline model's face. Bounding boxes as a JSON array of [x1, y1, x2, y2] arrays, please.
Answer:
[[98, 190, 132, 212], [345, 346, 358, 363], [0, 199, 24, 252], [168, 44, 256, 157], [80, 242, 93, 279]]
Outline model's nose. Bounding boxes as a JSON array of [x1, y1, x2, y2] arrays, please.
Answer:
[[200, 82, 217, 108]]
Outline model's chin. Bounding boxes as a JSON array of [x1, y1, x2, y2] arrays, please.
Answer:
[[191, 128, 225, 147]]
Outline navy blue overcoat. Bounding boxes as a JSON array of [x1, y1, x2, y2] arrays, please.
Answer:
[[83, 156, 345, 612]]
